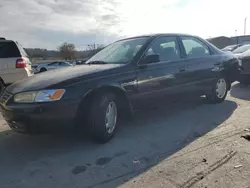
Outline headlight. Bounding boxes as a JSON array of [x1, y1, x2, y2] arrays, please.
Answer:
[[14, 89, 65, 103], [14, 91, 37, 103], [238, 59, 242, 66]]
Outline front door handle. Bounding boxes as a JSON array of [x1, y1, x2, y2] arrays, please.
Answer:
[[179, 68, 187, 72]]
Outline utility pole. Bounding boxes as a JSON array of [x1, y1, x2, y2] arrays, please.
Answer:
[[244, 17, 247, 35], [235, 30, 239, 44]]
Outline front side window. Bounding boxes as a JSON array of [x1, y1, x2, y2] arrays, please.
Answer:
[[59, 62, 71, 66], [48, 62, 59, 66], [145, 36, 181, 62], [86, 37, 149, 64], [180, 37, 210, 58]]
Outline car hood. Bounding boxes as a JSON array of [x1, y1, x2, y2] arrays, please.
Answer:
[[7, 64, 123, 94]]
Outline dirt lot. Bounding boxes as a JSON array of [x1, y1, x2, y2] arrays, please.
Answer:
[[0, 82, 250, 188]]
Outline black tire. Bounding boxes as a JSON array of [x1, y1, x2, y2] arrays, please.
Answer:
[[40, 68, 47, 72], [0, 79, 5, 94], [206, 76, 228, 103], [89, 92, 118, 143]]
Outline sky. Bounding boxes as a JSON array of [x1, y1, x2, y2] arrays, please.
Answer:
[[0, 0, 250, 49]]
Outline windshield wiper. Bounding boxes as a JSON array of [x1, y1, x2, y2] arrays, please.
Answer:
[[87, 60, 108, 65]]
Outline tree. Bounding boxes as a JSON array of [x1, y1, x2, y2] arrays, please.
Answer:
[[87, 43, 104, 57], [58, 42, 76, 60], [25, 48, 48, 59]]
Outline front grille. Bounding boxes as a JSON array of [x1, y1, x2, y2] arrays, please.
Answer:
[[0, 91, 12, 104], [242, 59, 250, 70]]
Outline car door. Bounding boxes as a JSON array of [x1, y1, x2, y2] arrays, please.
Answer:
[[179, 36, 219, 94], [47, 62, 59, 70], [58, 62, 67, 68], [136, 36, 189, 107]]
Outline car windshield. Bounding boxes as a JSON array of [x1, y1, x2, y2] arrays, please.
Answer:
[[223, 45, 237, 51], [86, 37, 149, 64], [233, 45, 250, 53]]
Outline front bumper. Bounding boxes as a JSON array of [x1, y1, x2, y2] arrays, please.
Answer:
[[0, 95, 80, 133]]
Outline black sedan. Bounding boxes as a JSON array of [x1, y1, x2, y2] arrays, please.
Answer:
[[0, 34, 240, 143]]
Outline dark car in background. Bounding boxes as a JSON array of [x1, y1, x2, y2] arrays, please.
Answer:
[[236, 49, 250, 85], [0, 34, 239, 143]]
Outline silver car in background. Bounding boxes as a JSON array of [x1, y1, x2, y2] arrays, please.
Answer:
[[32, 61, 73, 73]]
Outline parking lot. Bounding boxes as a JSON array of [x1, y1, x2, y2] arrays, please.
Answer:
[[0, 82, 250, 188]]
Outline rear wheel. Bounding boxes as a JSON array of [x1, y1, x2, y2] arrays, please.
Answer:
[[40, 68, 47, 72], [206, 76, 228, 103], [89, 92, 118, 143]]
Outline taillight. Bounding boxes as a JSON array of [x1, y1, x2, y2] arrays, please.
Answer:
[[16, 58, 26, 68]]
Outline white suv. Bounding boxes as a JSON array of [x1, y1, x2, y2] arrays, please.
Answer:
[[0, 38, 33, 92]]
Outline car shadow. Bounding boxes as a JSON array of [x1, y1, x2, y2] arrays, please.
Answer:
[[230, 82, 250, 100], [0, 98, 237, 188]]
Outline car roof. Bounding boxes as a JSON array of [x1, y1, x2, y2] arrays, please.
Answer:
[[117, 33, 196, 41], [241, 44, 250, 47], [0, 39, 15, 43]]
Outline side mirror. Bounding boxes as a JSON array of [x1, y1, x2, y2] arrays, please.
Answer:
[[141, 54, 160, 64]]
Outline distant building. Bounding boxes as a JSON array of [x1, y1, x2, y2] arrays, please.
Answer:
[[207, 36, 233, 49], [208, 35, 250, 49], [231, 35, 250, 45]]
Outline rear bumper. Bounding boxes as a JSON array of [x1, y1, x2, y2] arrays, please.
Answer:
[[0, 99, 80, 133], [2, 68, 33, 85]]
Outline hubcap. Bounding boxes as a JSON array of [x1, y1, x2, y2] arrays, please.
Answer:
[[105, 101, 117, 134], [216, 78, 227, 98]]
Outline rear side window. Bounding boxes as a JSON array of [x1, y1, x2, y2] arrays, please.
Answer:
[[0, 41, 21, 58], [48, 62, 59, 66], [180, 37, 210, 58]]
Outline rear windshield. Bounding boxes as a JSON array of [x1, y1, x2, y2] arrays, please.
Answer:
[[0, 41, 21, 58], [233, 45, 250, 54]]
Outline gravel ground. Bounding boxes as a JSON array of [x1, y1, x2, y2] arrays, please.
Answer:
[[0, 82, 250, 188]]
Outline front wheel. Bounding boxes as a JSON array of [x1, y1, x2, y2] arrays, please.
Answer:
[[89, 93, 118, 143], [206, 76, 228, 103], [0, 79, 4, 94]]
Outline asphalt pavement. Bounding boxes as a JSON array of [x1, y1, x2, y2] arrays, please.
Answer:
[[0, 82, 250, 188]]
